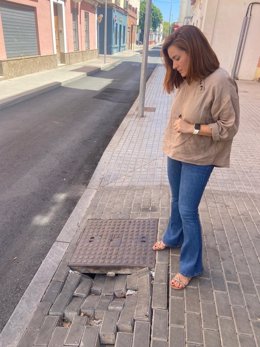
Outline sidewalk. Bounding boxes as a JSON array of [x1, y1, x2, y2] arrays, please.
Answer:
[[0, 59, 260, 347], [0, 49, 142, 110]]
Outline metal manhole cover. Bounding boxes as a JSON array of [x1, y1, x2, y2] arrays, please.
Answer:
[[69, 219, 158, 274]]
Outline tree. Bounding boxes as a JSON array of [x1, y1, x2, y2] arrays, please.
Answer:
[[138, 0, 163, 43], [163, 21, 170, 38]]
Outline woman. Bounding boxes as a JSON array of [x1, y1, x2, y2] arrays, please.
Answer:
[[153, 25, 239, 290]]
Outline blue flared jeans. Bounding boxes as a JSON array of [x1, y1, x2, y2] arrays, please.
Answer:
[[163, 157, 214, 277]]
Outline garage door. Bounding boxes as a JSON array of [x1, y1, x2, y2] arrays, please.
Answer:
[[0, 2, 38, 58]]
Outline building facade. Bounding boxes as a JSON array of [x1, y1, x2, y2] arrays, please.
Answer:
[[97, 0, 128, 55], [0, 0, 101, 79], [182, 0, 260, 80], [127, 2, 137, 49]]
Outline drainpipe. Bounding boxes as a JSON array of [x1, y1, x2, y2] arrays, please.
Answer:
[[231, 2, 260, 79]]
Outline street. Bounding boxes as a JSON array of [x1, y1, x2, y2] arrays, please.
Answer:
[[0, 49, 160, 331]]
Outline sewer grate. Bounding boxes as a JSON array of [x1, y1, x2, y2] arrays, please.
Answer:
[[69, 219, 158, 274]]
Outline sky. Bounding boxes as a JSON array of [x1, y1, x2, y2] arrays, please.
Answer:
[[152, 0, 180, 23]]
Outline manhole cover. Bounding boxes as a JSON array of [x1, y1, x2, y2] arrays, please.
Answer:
[[69, 219, 158, 274]]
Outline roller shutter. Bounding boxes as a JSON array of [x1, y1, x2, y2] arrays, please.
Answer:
[[0, 2, 38, 58]]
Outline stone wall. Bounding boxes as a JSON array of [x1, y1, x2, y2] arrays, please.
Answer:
[[60, 50, 98, 65], [0, 55, 57, 79]]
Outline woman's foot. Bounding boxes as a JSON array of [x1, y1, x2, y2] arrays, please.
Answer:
[[152, 240, 167, 251], [170, 273, 191, 290]]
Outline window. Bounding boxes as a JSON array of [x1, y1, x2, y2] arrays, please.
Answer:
[[72, 8, 79, 51], [85, 12, 90, 49]]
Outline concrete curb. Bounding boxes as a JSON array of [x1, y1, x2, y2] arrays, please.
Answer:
[[0, 62, 160, 347], [0, 63, 110, 111]]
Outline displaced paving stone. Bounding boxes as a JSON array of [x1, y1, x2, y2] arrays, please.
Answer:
[[74, 275, 93, 298], [134, 272, 152, 321], [154, 263, 168, 284], [100, 311, 120, 345], [156, 248, 169, 264], [108, 297, 125, 311], [95, 295, 113, 320], [81, 294, 101, 317], [91, 275, 106, 295], [117, 294, 137, 332], [64, 296, 84, 322], [114, 275, 127, 298], [132, 321, 150, 347], [126, 273, 138, 291], [42, 281, 64, 304], [152, 309, 168, 341], [115, 332, 133, 347], [34, 316, 60, 346], [103, 276, 116, 296], [48, 327, 68, 347], [64, 316, 88, 346], [80, 326, 100, 347], [49, 272, 81, 316], [152, 283, 167, 310]]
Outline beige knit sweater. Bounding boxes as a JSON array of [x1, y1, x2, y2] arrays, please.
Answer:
[[163, 68, 240, 167]]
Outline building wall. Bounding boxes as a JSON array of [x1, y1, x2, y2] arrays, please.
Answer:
[[0, 14, 6, 59], [179, 0, 192, 24], [127, 4, 137, 49], [80, 2, 97, 50], [98, 6, 127, 54], [191, 0, 260, 80]]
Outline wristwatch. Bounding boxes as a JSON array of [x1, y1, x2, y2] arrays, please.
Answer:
[[193, 123, 201, 135]]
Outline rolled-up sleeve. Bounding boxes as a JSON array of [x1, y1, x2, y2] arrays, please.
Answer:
[[208, 79, 240, 142]]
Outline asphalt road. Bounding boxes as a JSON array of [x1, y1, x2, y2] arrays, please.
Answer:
[[0, 49, 160, 331]]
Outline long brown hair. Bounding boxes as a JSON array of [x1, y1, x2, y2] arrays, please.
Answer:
[[162, 25, 219, 93]]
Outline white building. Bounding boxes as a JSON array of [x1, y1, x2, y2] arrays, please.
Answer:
[[180, 0, 260, 80]]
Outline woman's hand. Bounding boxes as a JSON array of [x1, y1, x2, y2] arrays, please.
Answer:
[[173, 117, 193, 134]]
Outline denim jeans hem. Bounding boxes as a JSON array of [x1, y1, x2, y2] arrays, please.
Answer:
[[179, 270, 203, 278], [162, 239, 182, 249]]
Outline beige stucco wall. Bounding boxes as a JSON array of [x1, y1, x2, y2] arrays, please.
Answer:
[[191, 0, 260, 80]]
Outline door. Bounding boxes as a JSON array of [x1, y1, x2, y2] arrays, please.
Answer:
[[54, 5, 61, 62], [119, 24, 122, 52], [85, 12, 90, 50]]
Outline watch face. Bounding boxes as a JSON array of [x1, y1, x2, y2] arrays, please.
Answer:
[[195, 123, 201, 131]]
